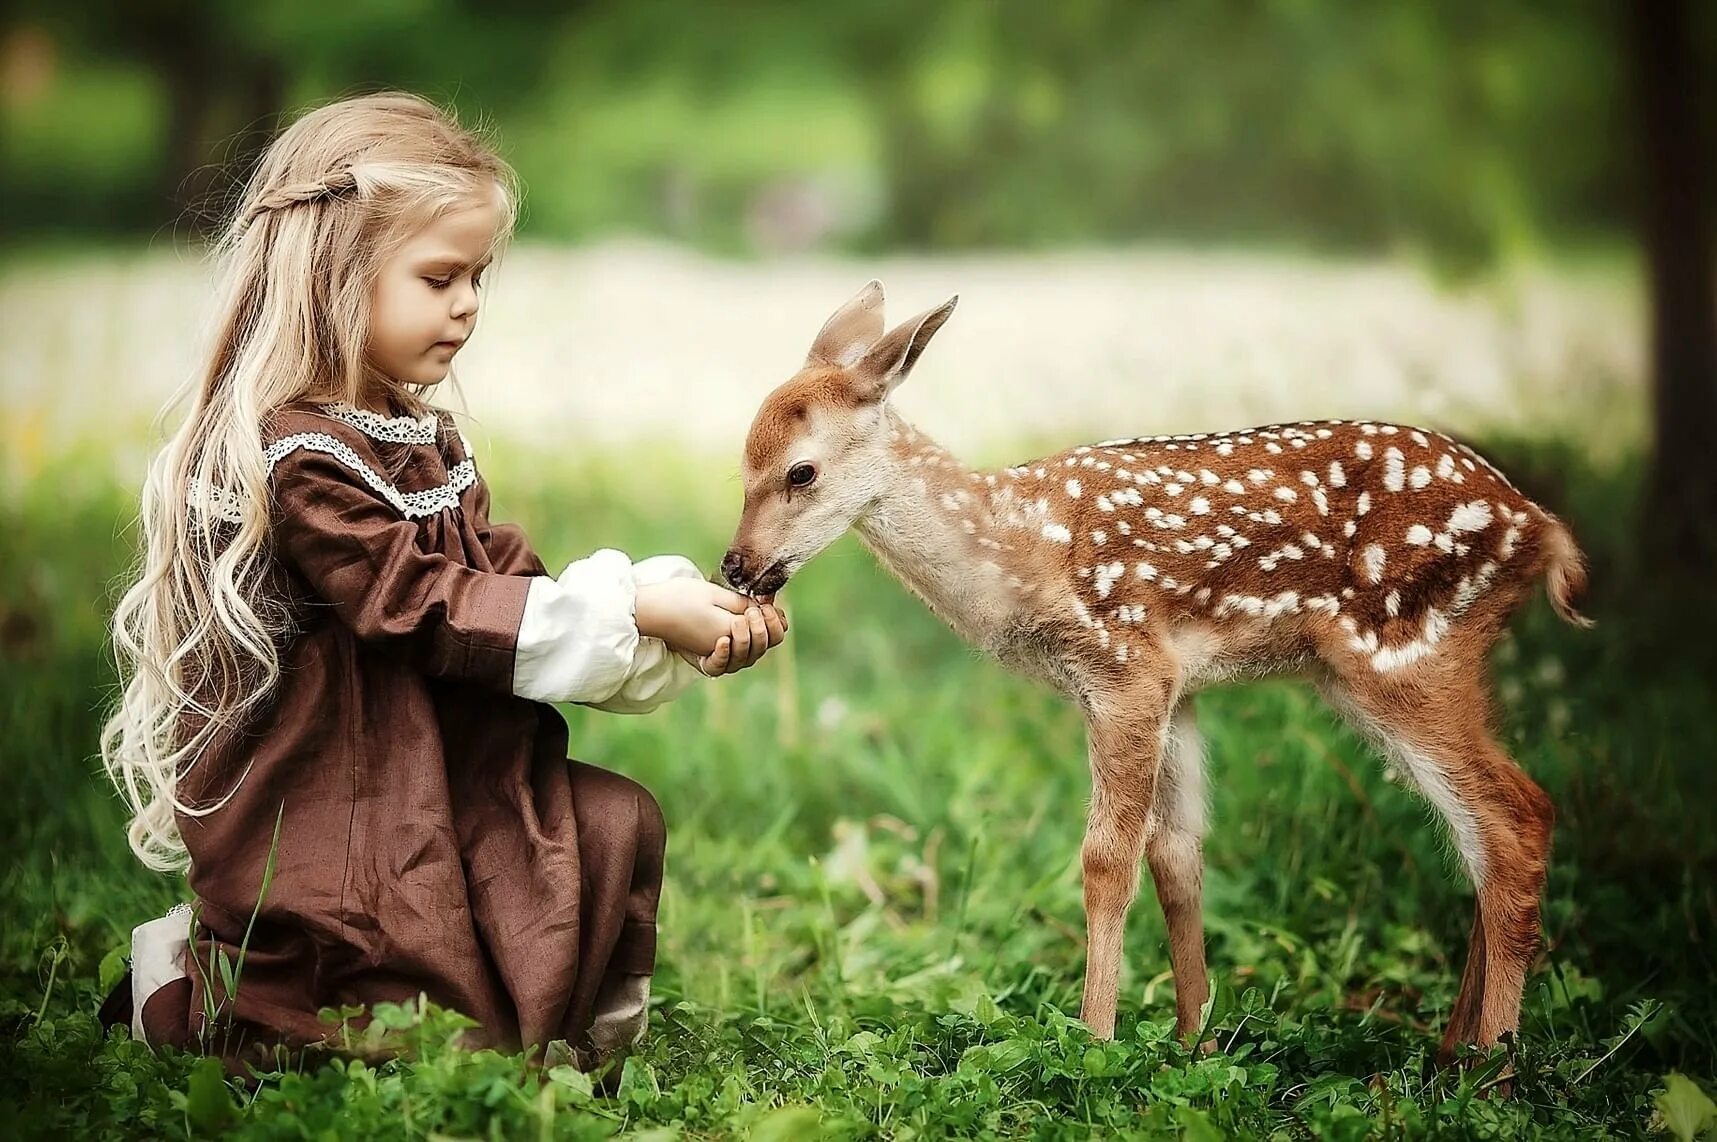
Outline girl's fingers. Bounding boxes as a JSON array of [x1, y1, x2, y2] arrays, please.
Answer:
[[744, 607, 770, 663], [702, 636, 731, 676], [760, 604, 786, 646], [729, 612, 754, 664]]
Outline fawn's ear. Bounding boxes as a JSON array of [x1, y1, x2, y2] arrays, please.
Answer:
[[851, 295, 958, 401], [806, 280, 886, 368]]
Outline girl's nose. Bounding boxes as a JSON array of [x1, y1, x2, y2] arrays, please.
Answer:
[[451, 281, 479, 320]]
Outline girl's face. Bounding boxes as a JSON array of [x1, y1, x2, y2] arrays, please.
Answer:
[[366, 197, 501, 389]]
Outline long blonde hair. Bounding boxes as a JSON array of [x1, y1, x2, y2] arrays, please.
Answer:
[[103, 92, 519, 871]]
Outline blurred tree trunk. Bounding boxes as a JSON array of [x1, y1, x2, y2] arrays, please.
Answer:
[[1628, 0, 1717, 570], [136, 8, 285, 237]]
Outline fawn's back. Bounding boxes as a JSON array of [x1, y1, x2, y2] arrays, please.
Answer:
[[975, 419, 1585, 683]]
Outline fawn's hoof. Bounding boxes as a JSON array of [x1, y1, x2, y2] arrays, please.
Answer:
[[1434, 1034, 1517, 1098]]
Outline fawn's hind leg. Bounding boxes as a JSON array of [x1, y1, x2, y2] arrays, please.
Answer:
[[1144, 703, 1211, 1043], [1327, 669, 1554, 1061]]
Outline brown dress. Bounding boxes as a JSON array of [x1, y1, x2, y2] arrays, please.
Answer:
[[106, 402, 670, 1071]]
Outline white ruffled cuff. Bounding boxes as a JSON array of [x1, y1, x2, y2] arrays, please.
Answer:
[[513, 550, 706, 713]]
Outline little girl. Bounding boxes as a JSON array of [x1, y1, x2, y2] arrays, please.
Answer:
[[99, 92, 784, 1072]]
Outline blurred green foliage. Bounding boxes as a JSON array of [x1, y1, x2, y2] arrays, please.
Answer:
[[4, 0, 1701, 266]]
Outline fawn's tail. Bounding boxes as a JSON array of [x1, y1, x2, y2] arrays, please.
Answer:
[[1540, 514, 1594, 629]]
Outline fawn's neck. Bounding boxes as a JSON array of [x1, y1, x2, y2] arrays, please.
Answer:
[[853, 407, 1044, 648]]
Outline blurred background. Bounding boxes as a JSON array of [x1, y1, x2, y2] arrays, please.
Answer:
[[2, 1, 1713, 573], [3, 3, 1716, 1132]]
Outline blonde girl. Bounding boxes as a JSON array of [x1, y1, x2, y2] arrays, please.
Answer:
[[100, 92, 784, 1071]]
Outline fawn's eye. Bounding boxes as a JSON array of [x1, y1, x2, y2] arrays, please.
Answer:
[[787, 463, 817, 490]]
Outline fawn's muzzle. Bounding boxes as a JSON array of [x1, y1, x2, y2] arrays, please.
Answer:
[[721, 549, 788, 596]]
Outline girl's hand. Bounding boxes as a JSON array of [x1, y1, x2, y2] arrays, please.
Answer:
[[678, 597, 788, 677], [635, 578, 752, 656]]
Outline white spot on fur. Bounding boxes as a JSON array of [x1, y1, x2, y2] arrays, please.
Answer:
[[1355, 440, 1374, 460], [1190, 496, 1210, 515], [1043, 523, 1072, 543], [1362, 545, 1387, 583], [1371, 606, 1448, 672], [1066, 479, 1082, 498], [1410, 466, 1432, 490], [1405, 524, 1433, 546], [1094, 561, 1126, 599], [1447, 500, 1493, 533], [1356, 491, 1372, 516], [1383, 448, 1406, 492], [1328, 461, 1346, 487]]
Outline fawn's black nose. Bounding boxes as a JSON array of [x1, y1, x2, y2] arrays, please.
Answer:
[[751, 563, 789, 596], [720, 550, 747, 590]]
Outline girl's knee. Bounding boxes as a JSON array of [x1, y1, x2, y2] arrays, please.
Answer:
[[630, 779, 666, 863], [571, 761, 666, 862]]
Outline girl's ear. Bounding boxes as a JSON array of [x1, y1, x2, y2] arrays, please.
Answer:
[[806, 280, 886, 368], [849, 296, 958, 402]]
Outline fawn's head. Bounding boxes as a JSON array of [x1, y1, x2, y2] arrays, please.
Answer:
[[723, 281, 958, 596]]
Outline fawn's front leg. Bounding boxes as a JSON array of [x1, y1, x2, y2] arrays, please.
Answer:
[[1146, 704, 1211, 1044], [1078, 677, 1173, 1039]]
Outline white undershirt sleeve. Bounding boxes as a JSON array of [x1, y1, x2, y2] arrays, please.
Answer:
[[512, 549, 706, 714]]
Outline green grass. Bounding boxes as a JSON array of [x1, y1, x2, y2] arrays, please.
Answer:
[[1, 439, 1713, 1139]]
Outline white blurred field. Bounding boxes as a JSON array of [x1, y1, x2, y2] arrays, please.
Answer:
[[1, 241, 1641, 483]]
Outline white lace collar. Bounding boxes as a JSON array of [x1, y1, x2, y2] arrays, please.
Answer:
[[320, 402, 440, 445], [192, 431, 479, 524]]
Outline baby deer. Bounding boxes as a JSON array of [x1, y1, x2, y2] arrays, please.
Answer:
[[723, 281, 1589, 1061]]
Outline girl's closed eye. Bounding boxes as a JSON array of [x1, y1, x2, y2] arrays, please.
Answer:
[[424, 267, 486, 291]]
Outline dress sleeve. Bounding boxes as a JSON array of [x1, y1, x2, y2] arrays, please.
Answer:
[[466, 468, 548, 577], [270, 443, 533, 693], [514, 552, 707, 714]]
